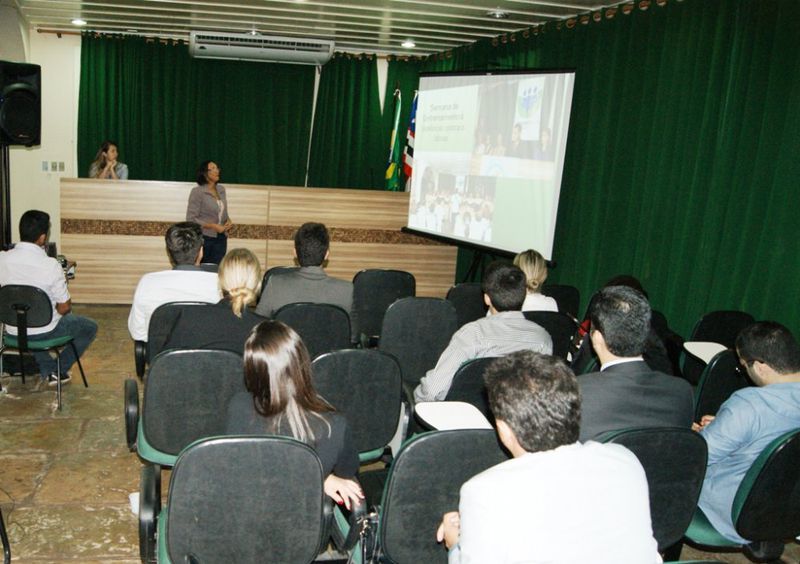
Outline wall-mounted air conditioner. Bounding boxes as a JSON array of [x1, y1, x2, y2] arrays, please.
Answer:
[[189, 31, 334, 65]]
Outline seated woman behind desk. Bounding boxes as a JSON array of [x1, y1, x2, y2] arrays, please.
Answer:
[[88, 140, 128, 180], [226, 320, 363, 509], [186, 160, 232, 264], [164, 248, 265, 354]]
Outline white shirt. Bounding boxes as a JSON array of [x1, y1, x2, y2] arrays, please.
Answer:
[[0, 242, 70, 335], [127, 267, 221, 341], [451, 442, 662, 564]]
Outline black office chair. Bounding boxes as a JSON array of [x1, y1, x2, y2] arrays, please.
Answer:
[[523, 311, 578, 360], [684, 428, 800, 562], [442, 357, 497, 421], [541, 284, 580, 319], [156, 436, 332, 564], [274, 302, 351, 359], [133, 301, 210, 380], [352, 429, 510, 563], [0, 284, 89, 410], [379, 297, 457, 392], [351, 269, 416, 346], [123, 349, 245, 563], [693, 350, 751, 421], [445, 282, 486, 328], [681, 310, 754, 385], [597, 427, 708, 556], [312, 349, 402, 463], [258, 265, 299, 300]]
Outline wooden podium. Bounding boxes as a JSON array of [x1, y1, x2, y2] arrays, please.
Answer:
[[59, 178, 457, 304]]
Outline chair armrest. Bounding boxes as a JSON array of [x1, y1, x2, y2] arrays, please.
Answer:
[[330, 496, 368, 552], [124, 379, 139, 451], [139, 464, 161, 564], [134, 340, 147, 380]]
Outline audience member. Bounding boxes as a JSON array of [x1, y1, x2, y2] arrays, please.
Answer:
[[226, 320, 363, 509], [186, 160, 232, 264], [88, 140, 128, 180], [414, 262, 552, 402], [255, 222, 352, 318], [127, 222, 220, 342], [513, 249, 557, 312], [437, 351, 660, 563], [0, 210, 98, 385], [695, 321, 800, 545], [162, 248, 266, 353], [577, 285, 693, 441]]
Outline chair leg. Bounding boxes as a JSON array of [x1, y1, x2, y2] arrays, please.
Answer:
[[16, 349, 25, 385], [55, 354, 62, 411], [0, 505, 10, 564], [69, 342, 89, 387]]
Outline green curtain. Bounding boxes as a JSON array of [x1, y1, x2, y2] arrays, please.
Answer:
[[78, 34, 315, 185], [414, 0, 800, 335], [307, 54, 384, 189]]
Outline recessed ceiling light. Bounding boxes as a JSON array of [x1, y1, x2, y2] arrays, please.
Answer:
[[71, 18, 87, 26], [401, 40, 416, 48], [486, 9, 509, 19], [248, 29, 260, 36], [126, 29, 138, 33]]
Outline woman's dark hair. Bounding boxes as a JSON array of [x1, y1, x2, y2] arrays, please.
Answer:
[[243, 320, 333, 442], [196, 160, 214, 186]]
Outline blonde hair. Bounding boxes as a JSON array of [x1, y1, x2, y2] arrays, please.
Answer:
[[514, 249, 548, 293], [218, 248, 262, 317]]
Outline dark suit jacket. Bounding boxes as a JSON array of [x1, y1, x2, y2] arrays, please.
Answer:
[[577, 360, 694, 442], [255, 266, 353, 318]]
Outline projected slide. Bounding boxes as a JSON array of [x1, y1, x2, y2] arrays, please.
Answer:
[[406, 70, 575, 259]]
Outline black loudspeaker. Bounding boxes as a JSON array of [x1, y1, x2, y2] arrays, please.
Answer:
[[0, 61, 41, 146]]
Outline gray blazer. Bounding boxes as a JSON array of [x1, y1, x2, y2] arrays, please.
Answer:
[[577, 360, 694, 442], [255, 266, 353, 318], [186, 184, 229, 238]]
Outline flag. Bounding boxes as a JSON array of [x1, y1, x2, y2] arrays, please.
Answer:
[[385, 89, 402, 191], [402, 91, 418, 185]]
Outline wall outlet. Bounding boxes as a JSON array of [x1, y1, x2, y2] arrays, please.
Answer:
[[58, 162, 65, 172], [50, 161, 58, 171], [42, 161, 48, 171]]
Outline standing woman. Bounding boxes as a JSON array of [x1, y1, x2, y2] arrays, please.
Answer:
[[186, 160, 232, 264], [88, 140, 128, 180]]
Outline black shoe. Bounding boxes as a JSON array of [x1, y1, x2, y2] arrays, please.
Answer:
[[47, 373, 72, 387]]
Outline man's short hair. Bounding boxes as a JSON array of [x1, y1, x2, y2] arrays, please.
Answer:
[[481, 261, 526, 311], [736, 321, 800, 374], [294, 222, 329, 267], [19, 210, 50, 243], [485, 351, 580, 452], [165, 222, 203, 266], [590, 285, 651, 357]]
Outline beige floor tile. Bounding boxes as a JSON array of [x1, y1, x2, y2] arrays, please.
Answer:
[[0, 454, 49, 503], [0, 420, 84, 454], [35, 452, 140, 505]]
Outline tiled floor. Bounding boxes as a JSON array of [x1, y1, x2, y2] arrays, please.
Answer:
[[0, 304, 797, 563]]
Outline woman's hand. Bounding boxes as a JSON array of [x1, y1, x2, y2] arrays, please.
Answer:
[[223, 218, 234, 232], [209, 223, 227, 234], [323, 475, 364, 510]]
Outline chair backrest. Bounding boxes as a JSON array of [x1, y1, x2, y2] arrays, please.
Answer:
[[523, 311, 578, 360], [259, 266, 299, 299], [598, 427, 708, 551], [541, 284, 580, 319], [694, 350, 751, 420], [165, 436, 327, 564], [0, 285, 53, 349], [274, 302, 351, 359], [690, 310, 755, 347], [198, 262, 219, 273], [682, 311, 755, 386], [379, 297, 458, 386], [733, 428, 800, 541], [351, 269, 416, 342], [312, 349, 402, 456], [147, 301, 210, 363], [379, 429, 510, 563], [445, 282, 486, 328], [444, 357, 497, 420], [141, 349, 245, 457]]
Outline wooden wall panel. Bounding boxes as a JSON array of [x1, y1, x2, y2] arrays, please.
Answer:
[[60, 179, 455, 304]]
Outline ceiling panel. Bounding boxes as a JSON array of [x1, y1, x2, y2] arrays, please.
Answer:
[[14, 0, 617, 55]]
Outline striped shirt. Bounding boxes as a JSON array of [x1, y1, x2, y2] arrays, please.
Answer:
[[413, 311, 553, 402]]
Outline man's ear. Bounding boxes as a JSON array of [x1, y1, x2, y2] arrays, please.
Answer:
[[483, 293, 492, 308], [36, 233, 47, 247], [589, 328, 605, 354]]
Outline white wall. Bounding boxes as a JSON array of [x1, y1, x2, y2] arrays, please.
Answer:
[[8, 32, 81, 246]]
